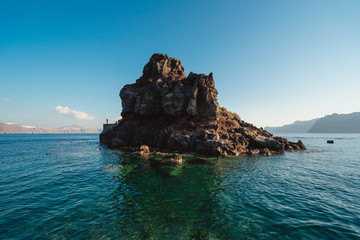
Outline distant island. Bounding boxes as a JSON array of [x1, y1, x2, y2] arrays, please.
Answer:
[[0, 121, 101, 134], [100, 53, 306, 156], [265, 112, 360, 133]]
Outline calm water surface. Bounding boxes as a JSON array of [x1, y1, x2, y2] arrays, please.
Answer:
[[0, 133, 359, 239]]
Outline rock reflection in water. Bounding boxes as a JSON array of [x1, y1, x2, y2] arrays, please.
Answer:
[[107, 152, 231, 239]]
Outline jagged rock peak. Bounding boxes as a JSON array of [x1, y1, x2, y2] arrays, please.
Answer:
[[120, 54, 220, 119], [141, 53, 186, 80]]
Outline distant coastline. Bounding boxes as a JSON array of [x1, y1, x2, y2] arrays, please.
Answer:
[[0, 121, 101, 134], [265, 112, 360, 133]]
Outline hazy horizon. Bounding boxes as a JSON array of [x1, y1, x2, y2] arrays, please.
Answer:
[[1, 110, 359, 130], [1, 0, 359, 128]]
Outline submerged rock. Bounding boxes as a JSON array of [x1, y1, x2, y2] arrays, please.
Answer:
[[100, 53, 306, 156]]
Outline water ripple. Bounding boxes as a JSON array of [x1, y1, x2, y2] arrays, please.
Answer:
[[0, 133, 360, 239]]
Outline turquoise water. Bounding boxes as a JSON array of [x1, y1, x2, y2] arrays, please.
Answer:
[[0, 133, 359, 239]]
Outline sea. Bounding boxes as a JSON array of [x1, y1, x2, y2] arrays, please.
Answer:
[[0, 133, 359, 239]]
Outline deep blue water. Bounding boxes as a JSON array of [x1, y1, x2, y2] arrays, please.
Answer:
[[0, 133, 359, 239]]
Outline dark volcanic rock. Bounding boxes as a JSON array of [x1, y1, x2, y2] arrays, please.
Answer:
[[100, 53, 306, 156], [120, 54, 219, 119]]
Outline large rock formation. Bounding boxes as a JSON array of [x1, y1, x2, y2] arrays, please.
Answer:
[[100, 54, 306, 156]]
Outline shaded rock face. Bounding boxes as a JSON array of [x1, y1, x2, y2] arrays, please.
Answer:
[[100, 53, 306, 156], [120, 53, 219, 119]]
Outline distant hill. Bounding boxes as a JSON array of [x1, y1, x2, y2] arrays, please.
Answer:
[[265, 112, 360, 133], [0, 121, 101, 134], [308, 112, 360, 133], [265, 118, 319, 133]]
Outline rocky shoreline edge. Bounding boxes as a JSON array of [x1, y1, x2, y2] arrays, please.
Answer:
[[100, 53, 306, 157]]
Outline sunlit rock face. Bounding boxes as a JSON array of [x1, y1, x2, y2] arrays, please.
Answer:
[[101, 53, 306, 156]]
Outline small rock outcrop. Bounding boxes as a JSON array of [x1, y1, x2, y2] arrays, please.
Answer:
[[100, 54, 306, 156]]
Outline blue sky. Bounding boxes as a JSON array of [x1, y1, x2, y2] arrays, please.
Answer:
[[1, 0, 359, 128]]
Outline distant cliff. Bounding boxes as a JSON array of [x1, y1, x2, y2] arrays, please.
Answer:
[[309, 112, 360, 133], [265, 119, 319, 133], [0, 121, 101, 134], [265, 112, 360, 133]]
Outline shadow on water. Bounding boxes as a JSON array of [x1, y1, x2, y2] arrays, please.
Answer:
[[100, 151, 258, 239]]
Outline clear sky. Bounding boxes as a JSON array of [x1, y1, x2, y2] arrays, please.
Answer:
[[1, 0, 359, 128]]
